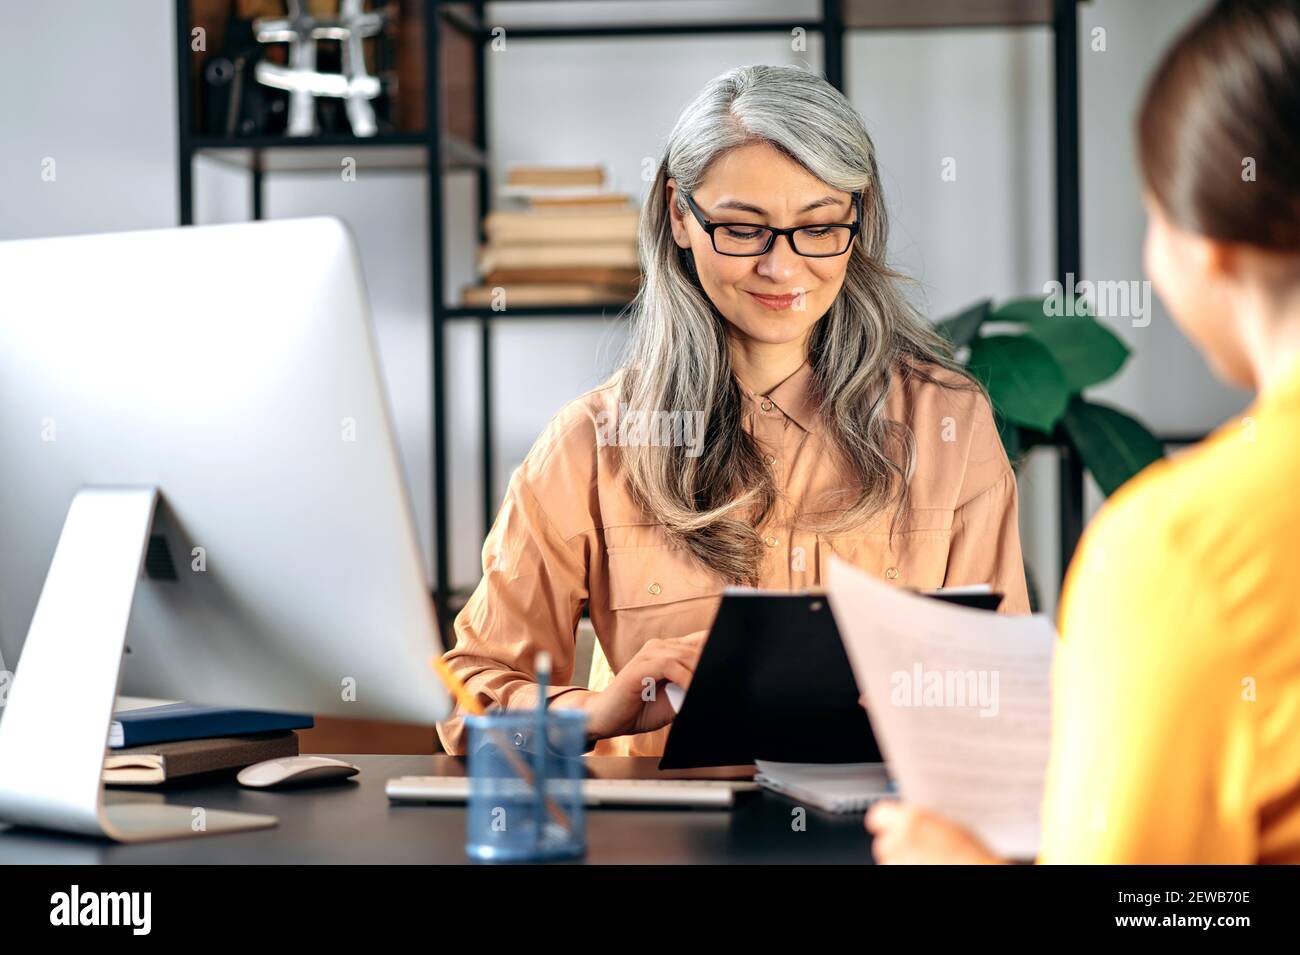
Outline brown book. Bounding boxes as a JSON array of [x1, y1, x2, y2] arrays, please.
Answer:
[[506, 165, 605, 188], [493, 202, 634, 217], [485, 266, 640, 286], [103, 730, 300, 786], [479, 243, 639, 272], [520, 194, 637, 210], [461, 283, 637, 307], [526, 194, 637, 210], [484, 209, 639, 244]]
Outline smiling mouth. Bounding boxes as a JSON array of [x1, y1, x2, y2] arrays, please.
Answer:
[[746, 290, 800, 310]]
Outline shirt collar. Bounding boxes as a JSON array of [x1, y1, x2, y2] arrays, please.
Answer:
[[737, 360, 820, 434]]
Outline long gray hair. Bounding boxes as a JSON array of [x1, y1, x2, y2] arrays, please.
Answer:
[[619, 64, 970, 585]]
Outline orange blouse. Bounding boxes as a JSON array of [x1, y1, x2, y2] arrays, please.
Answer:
[[437, 360, 1030, 756]]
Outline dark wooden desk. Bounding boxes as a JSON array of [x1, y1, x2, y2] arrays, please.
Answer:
[[0, 756, 874, 864]]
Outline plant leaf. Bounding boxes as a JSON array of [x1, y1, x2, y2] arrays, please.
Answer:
[[989, 297, 1053, 324], [1022, 315, 1130, 392], [1062, 398, 1165, 496], [966, 335, 1070, 433], [995, 292, 1098, 321], [935, 299, 991, 348]]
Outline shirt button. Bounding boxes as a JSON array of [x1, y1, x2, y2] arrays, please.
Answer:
[[765, 536, 778, 548], [884, 567, 900, 580], [764, 454, 776, 466], [647, 582, 662, 595], [760, 399, 774, 412]]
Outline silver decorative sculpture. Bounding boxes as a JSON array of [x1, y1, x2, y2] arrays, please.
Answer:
[[254, 0, 386, 137]]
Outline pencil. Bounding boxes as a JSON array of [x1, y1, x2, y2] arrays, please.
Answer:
[[432, 656, 486, 717], [428, 654, 572, 831]]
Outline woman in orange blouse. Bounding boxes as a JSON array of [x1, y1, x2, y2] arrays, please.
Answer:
[[438, 65, 1030, 757], [868, 0, 1300, 863]]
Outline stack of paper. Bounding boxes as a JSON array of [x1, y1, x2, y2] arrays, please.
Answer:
[[754, 761, 892, 814]]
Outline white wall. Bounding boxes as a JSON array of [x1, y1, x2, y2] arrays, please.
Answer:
[[1082, 0, 1248, 430], [0, 1, 177, 231], [0, 0, 1239, 610]]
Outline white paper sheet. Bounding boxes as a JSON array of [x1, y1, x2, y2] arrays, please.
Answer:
[[826, 556, 1055, 859]]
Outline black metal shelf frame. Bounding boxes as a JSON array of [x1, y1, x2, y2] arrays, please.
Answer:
[[174, 0, 1085, 632]]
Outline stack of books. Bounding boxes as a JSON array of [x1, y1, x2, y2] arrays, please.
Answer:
[[462, 164, 642, 308], [102, 699, 313, 786]]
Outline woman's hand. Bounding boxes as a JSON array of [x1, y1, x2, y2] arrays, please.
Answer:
[[865, 801, 1006, 865], [578, 632, 707, 739]]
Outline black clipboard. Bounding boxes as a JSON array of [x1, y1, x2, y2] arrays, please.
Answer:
[[658, 587, 1002, 770]]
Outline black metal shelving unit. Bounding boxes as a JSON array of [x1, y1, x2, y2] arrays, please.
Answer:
[[174, 0, 1086, 632], [174, 0, 492, 634]]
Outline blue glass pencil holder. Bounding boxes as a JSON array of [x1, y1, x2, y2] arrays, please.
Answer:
[[464, 709, 587, 862]]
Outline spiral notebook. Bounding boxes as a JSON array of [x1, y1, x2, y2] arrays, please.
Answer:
[[753, 760, 894, 814]]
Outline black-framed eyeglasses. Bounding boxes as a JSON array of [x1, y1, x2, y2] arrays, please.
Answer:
[[684, 191, 863, 257]]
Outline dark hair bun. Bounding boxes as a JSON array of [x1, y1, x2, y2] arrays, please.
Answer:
[[1138, 0, 1300, 250]]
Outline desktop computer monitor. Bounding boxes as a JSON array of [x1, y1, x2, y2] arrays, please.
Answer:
[[0, 217, 450, 839]]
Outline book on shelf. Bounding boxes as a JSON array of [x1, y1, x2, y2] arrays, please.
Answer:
[[461, 283, 637, 307], [484, 266, 640, 286], [484, 208, 639, 244], [465, 163, 643, 308], [478, 242, 639, 272], [505, 164, 606, 188], [102, 730, 300, 786], [525, 193, 637, 210]]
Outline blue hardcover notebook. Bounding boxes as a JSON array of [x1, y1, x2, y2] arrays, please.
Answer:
[[109, 702, 314, 749]]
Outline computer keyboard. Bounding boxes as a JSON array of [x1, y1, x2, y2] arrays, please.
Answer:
[[385, 775, 758, 808]]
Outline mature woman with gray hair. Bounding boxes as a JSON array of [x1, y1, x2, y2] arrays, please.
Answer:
[[437, 64, 1030, 757]]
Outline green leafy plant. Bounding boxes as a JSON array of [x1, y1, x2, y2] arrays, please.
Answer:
[[937, 296, 1165, 496]]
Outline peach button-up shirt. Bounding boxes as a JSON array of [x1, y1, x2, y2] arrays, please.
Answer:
[[436, 360, 1030, 756]]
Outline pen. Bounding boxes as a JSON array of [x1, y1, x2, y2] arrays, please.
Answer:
[[534, 651, 552, 843]]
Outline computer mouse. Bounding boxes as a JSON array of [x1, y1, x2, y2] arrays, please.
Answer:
[[237, 755, 360, 789]]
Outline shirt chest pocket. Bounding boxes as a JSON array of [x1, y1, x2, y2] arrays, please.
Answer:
[[815, 510, 954, 592], [605, 544, 724, 623]]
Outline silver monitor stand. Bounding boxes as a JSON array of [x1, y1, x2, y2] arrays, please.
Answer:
[[0, 218, 451, 843], [0, 487, 277, 840]]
